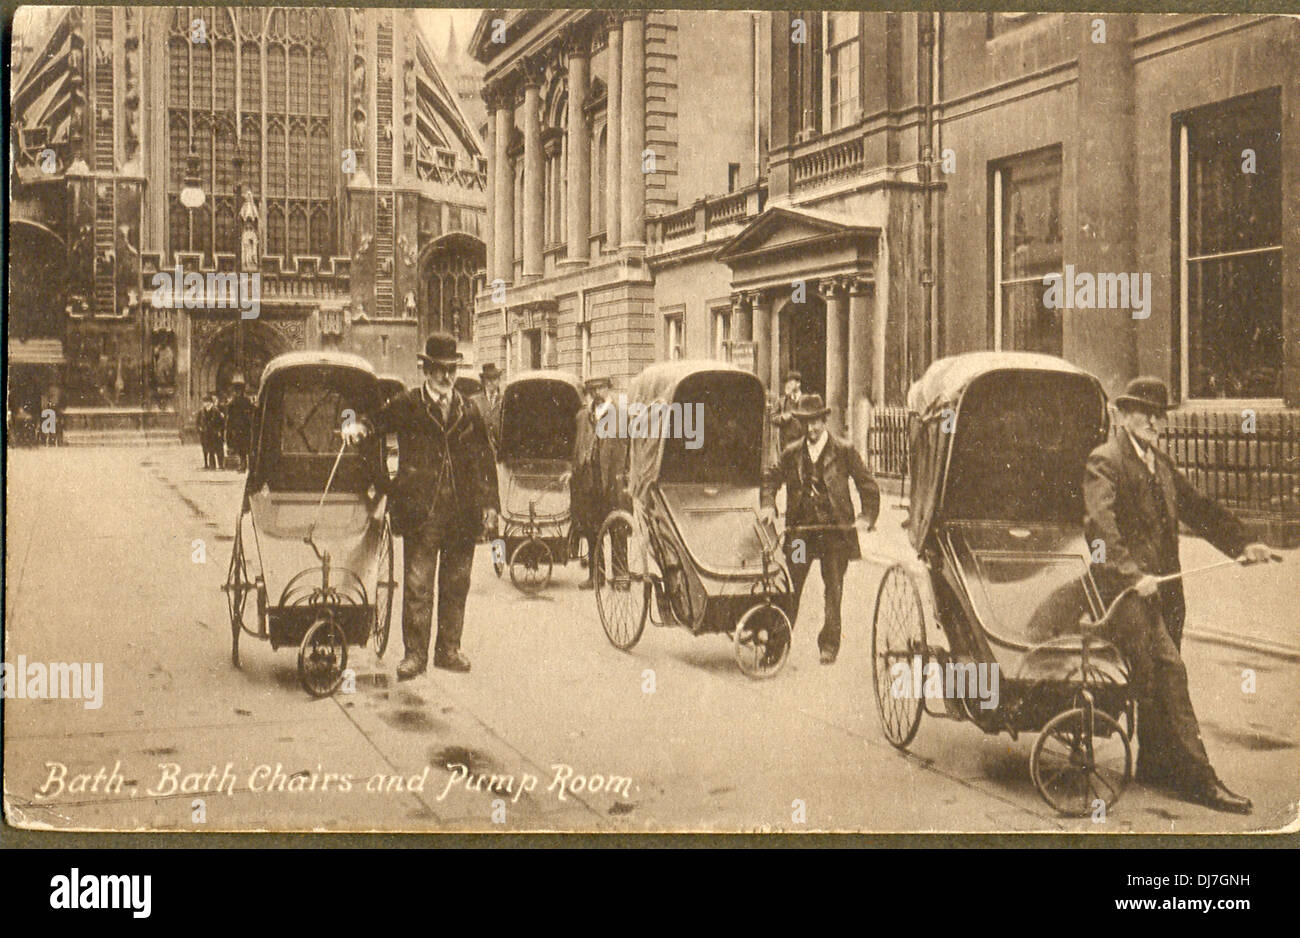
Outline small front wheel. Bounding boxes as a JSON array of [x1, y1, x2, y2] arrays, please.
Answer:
[[509, 538, 553, 593], [1030, 707, 1131, 817], [733, 603, 793, 679], [298, 617, 349, 697]]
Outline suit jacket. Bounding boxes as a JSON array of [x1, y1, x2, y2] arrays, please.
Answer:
[[471, 388, 502, 453], [770, 393, 805, 450], [761, 434, 880, 559], [365, 384, 499, 540], [1083, 427, 1248, 645], [572, 404, 629, 515]]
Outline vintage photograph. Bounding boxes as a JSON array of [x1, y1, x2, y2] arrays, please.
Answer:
[[5, 5, 1298, 836]]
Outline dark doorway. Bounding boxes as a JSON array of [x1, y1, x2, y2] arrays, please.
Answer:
[[783, 295, 826, 398]]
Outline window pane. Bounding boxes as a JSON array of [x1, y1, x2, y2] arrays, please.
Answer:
[[169, 197, 189, 258], [1002, 282, 1063, 356], [267, 205, 285, 257], [192, 41, 211, 110], [1187, 91, 1281, 256], [214, 41, 235, 110], [169, 38, 189, 104], [828, 11, 858, 44], [267, 45, 286, 112], [1187, 252, 1282, 398], [169, 114, 189, 187], [241, 42, 260, 107], [311, 48, 329, 116], [289, 207, 308, 257], [289, 124, 307, 196], [310, 126, 330, 198], [289, 47, 308, 113], [1001, 150, 1061, 280], [267, 122, 285, 195], [215, 200, 236, 256]]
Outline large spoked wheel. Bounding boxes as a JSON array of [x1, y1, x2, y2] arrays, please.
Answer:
[[1030, 706, 1132, 817], [733, 603, 793, 680], [871, 565, 926, 749], [509, 538, 553, 593], [372, 521, 395, 658], [298, 616, 349, 698], [594, 510, 650, 650], [224, 520, 252, 668]]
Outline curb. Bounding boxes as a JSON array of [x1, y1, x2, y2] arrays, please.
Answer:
[[1184, 626, 1300, 663]]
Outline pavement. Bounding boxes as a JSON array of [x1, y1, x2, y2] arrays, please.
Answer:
[[4, 445, 1298, 834]]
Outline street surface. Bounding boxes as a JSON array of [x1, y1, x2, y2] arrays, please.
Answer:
[[5, 446, 1298, 833]]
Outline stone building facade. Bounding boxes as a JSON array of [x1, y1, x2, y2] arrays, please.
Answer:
[[9, 6, 487, 436]]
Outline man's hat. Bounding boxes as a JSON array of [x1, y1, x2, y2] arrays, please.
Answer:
[[584, 375, 613, 392], [783, 370, 802, 385], [480, 363, 502, 381], [1114, 376, 1170, 415], [418, 332, 463, 367], [790, 393, 831, 420]]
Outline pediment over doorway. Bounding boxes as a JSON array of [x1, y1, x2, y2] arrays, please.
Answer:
[[715, 207, 879, 291]]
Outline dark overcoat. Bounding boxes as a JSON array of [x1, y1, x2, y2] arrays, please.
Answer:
[[365, 385, 499, 539], [761, 435, 881, 559], [1083, 427, 1249, 647]]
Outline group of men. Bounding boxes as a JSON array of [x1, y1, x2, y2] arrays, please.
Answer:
[[196, 379, 256, 471], [340, 333, 1269, 814]]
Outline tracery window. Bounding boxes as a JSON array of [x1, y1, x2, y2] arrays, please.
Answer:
[[167, 7, 337, 266]]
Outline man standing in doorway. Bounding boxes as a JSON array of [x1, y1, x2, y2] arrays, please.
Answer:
[[343, 333, 499, 679], [761, 393, 880, 664], [223, 377, 255, 471]]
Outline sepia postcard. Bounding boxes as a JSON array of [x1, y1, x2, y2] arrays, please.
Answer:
[[6, 4, 1298, 837]]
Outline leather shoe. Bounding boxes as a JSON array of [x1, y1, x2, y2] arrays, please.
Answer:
[[395, 657, 426, 681], [819, 649, 838, 665], [579, 577, 595, 591], [434, 652, 471, 673], [1182, 778, 1252, 815]]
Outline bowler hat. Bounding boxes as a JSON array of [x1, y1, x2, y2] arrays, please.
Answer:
[[1114, 376, 1170, 415], [417, 332, 463, 367], [480, 363, 501, 381], [584, 375, 613, 392], [783, 370, 803, 385], [790, 393, 831, 420]]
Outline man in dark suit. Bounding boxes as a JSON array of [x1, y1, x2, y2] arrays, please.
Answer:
[[223, 377, 255, 471], [768, 371, 805, 452], [761, 394, 880, 664], [572, 376, 628, 588], [1084, 376, 1272, 814], [477, 362, 503, 452], [344, 333, 499, 679]]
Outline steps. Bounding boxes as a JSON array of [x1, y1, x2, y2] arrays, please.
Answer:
[[62, 429, 184, 447]]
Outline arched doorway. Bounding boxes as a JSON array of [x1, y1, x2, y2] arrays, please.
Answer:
[[194, 320, 293, 405], [779, 293, 827, 399], [419, 232, 485, 344]]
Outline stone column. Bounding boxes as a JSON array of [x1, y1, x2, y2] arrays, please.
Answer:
[[492, 86, 515, 283], [753, 291, 772, 389], [821, 278, 849, 434], [522, 64, 544, 280], [769, 293, 782, 388], [618, 11, 646, 251], [848, 278, 873, 433], [565, 29, 591, 264], [483, 91, 497, 284], [605, 15, 622, 253], [732, 293, 753, 342]]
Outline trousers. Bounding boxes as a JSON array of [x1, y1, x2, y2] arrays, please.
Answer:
[[401, 515, 475, 665], [785, 535, 851, 655], [1103, 592, 1215, 788]]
